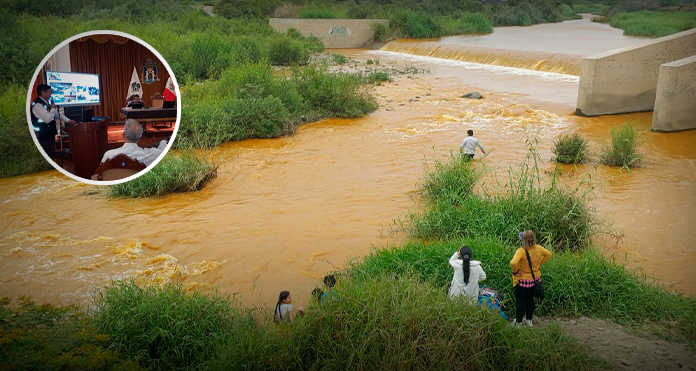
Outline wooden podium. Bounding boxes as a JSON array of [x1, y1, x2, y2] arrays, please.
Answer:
[[65, 118, 110, 179]]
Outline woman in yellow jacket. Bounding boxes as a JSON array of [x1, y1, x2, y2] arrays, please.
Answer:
[[510, 230, 552, 327]]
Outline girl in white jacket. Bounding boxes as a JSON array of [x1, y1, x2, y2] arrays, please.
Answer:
[[448, 245, 487, 302]]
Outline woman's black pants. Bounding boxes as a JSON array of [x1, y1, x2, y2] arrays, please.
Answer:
[[514, 284, 535, 321]]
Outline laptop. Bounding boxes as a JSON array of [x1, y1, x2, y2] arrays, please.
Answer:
[[162, 100, 175, 108], [130, 102, 144, 109]]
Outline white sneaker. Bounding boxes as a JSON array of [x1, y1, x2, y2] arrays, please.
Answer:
[[523, 319, 533, 327], [509, 319, 519, 327]]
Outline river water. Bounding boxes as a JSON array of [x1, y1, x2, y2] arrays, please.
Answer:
[[2, 17, 695, 309]]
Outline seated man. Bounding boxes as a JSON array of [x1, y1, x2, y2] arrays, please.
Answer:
[[126, 94, 148, 108], [101, 119, 167, 166]]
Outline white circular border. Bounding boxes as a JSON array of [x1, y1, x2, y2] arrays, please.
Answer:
[[26, 30, 181, 186]]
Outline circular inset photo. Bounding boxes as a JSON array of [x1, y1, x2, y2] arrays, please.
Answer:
[[26, 31, 180, 185]]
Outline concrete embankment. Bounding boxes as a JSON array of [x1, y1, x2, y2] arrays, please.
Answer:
[[576, 28, 696, 118], [653, 55, 696, 132]]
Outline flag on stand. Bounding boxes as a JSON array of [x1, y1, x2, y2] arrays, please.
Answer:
[[162, 76, 176, 101], [127, 67, 142, 99]]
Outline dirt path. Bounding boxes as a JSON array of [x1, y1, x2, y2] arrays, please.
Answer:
[[551, 317, 696, 371]]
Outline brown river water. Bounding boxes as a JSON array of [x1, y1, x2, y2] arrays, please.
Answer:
[[2, 17, 695, 310]]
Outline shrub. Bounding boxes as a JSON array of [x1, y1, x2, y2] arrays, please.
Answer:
[[293, 65, 379, 119], [552, 132, 589, 164], [390, 10, 442, 38], [106, 151, 218, 198], [372, 21, 388, 41], [298, 5, 341, 19], [214, 0, 280, 19], [332, 53, 348, 64], [364, 71, 391, 84], [90, 280, 250, 370], [408, 139, 594, 251], [599, 121, 644, 168], [268, 37, 309, 65]]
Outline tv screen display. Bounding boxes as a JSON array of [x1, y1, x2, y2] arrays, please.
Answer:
[[46, 71, 100, 107]]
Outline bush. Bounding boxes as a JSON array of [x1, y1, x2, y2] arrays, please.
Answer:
[[364, 71, 391, 84], [390, 10, 442, 38], [408, 139, 594, 251], [90, 280, 251, 370], [269, 37, 309, 65], [106, 151, 217, 198], [214, 0, 280, 19], [552, 132, 589, 164], [293, 65, 379, 119], [440, 13, 494, 35], [599, 121, 644, 168], [372, 21, 388, 41], [298, 5, 342, 19], [332, 53, 348, 64]]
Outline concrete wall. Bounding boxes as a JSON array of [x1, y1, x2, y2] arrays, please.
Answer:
[[269, 18, 389, 48], [576, 28, 696, 116], [652, 55, 696, 132]]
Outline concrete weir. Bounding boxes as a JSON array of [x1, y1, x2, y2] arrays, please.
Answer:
[[653, 55, 696, 132], [576, 27, 696, 129], [269, 18, 389, 49]]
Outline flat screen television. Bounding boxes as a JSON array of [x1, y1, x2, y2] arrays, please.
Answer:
[[46, 71, 100, 107]]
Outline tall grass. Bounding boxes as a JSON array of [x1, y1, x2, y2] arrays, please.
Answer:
[[90, 280, 255, 370], [409, 139, 594, 251], [282, 275, 606, 371], [552, 132, 589, 164], [599, 121, 644, 168], [350, 238, 696, 347], [0, 296, 142, 370], [106, 151, 218, 198], [609, 10, 696, 37], [0, 84, 53, 178]]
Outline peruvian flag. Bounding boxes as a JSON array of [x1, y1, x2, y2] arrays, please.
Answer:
[[162, 76, 176, 101]]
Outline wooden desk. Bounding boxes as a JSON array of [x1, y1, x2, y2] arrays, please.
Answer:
[[121, 107, 176, 122], [65, 119, 110, 179]]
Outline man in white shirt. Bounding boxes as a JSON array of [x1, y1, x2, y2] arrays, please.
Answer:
[[30, 84, 76, 158], [101, 119, 168, 166], [460, 129, 486, 161]]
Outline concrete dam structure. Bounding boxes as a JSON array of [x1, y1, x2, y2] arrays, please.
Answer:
[[576, 28, 696, 131], [269, 18, 389, 49]]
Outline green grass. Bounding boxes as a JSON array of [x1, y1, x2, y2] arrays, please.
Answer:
[[408, 140, 594, 251], [350, 238, 696, 347], [0, 296, 143, 370], [552, 132, 589, 164], [0, 84, 52, 178], [573, 1, 609, 15], [599, 121, 644, 168], [610, 11, 696, 37], [90, 280, 255, 370], [331, 53, 348, 64], [106, 151, 218, 198], [298, 5, 344, 19], [439, 13, 494, 35]]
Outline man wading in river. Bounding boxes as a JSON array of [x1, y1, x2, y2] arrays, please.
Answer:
[[460, 129, 486, 161]]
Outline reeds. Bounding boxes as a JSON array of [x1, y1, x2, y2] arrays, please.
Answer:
[[599, 121, 644, 168]]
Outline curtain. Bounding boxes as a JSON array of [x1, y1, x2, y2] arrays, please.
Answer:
[[69, 36, 170, 121]]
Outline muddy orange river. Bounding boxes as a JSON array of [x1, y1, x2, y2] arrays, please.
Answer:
[[2, 17, 695, 309]]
